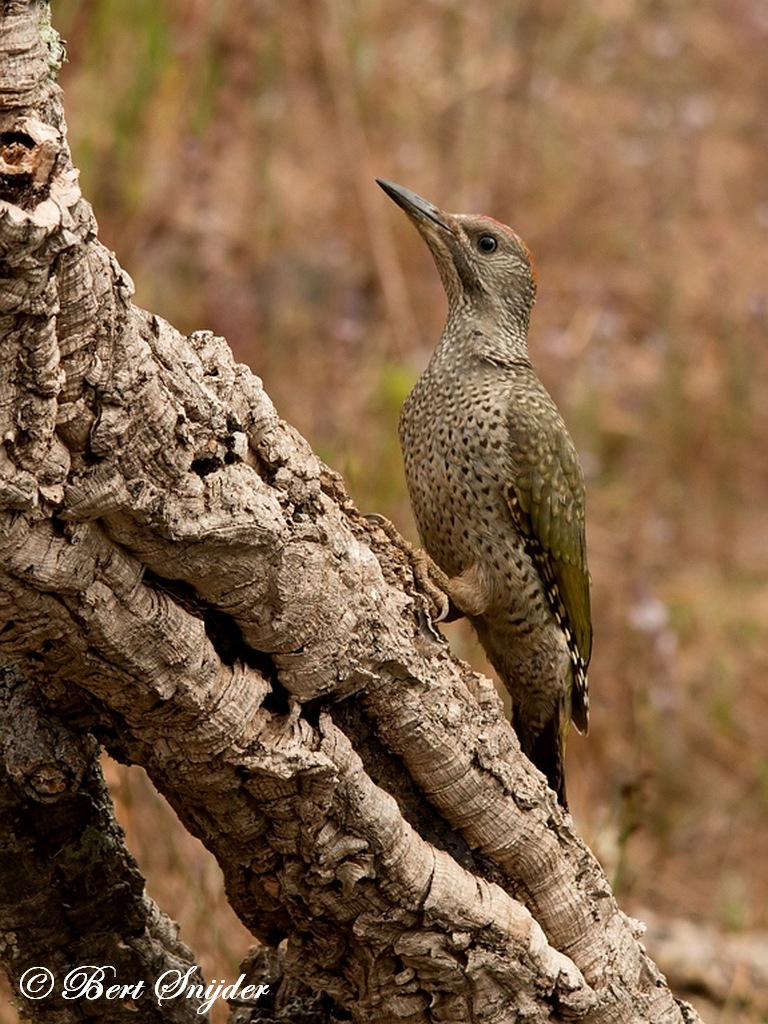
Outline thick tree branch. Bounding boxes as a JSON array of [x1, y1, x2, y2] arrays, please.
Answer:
[[0, 667, 207, 1023], [0, 4, 702, 1022]]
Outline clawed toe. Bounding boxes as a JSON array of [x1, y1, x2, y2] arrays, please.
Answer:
[[365, 513, 456, 626]]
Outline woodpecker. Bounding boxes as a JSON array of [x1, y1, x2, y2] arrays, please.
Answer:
[[378, 178, 592, 807]]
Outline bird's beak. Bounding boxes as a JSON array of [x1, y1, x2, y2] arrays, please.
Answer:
[[376, 179, 451, 232]]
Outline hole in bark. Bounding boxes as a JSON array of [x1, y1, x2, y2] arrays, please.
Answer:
[[50, 514, 68, 538], [0, 132, 47, 206], [300, 697, 323, 727], [203, 606, 277, 680], [261, 681, 291, 716], [143, 570, 280, 684], [0, 175, 43, 205], [0, 131, 35, 152], [190, 456, 220, 477]]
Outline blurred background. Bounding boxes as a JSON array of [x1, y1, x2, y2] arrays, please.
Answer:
[[11, 0, 768, 1019]]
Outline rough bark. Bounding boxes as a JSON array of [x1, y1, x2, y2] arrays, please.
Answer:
[[0, 667, 207, 1023], [0, 3, 703, 1022]]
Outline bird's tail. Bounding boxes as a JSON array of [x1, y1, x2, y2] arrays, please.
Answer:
[[514, 701, 569, 809]]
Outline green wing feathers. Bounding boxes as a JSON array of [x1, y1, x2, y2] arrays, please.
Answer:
[[506, 399, 593, 717]]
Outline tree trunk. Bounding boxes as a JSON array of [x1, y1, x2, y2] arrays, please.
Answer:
[[0, 3, 702, 1022], [0, 667, 208, 1023]]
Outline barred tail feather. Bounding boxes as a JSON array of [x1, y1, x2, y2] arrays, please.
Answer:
[[571, 662, 589, 736]]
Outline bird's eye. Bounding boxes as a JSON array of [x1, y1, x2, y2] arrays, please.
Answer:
[[477, 235, 498, 254]]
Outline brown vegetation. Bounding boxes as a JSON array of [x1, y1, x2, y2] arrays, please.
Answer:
[[5, 1, 763, 1020]]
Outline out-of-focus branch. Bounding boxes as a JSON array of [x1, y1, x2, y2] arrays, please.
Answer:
[[642, 910, 768, 1020]]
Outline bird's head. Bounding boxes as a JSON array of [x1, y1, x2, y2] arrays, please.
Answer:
[[377, 178, 537, 342]]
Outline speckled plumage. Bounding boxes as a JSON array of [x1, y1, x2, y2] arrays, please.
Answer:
[[378, 179, 592, 807]]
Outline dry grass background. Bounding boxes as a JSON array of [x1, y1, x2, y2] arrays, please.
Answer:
[[5, 0, 768, 1020]]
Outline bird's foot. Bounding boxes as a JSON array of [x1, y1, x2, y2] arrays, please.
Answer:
[[364, 513, 461, 628]]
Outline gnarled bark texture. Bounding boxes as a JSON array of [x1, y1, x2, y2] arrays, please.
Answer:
[[0, 4, 703, 1022], [0, 667, 207, 1023]]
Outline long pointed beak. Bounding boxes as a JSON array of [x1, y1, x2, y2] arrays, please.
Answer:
[[376, 179, 451, 231]]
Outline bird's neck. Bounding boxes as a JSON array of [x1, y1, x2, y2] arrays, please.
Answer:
[[441, 305, 532, 368]]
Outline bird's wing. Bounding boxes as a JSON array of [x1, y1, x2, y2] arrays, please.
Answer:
[[504, 397, 593, 678]]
